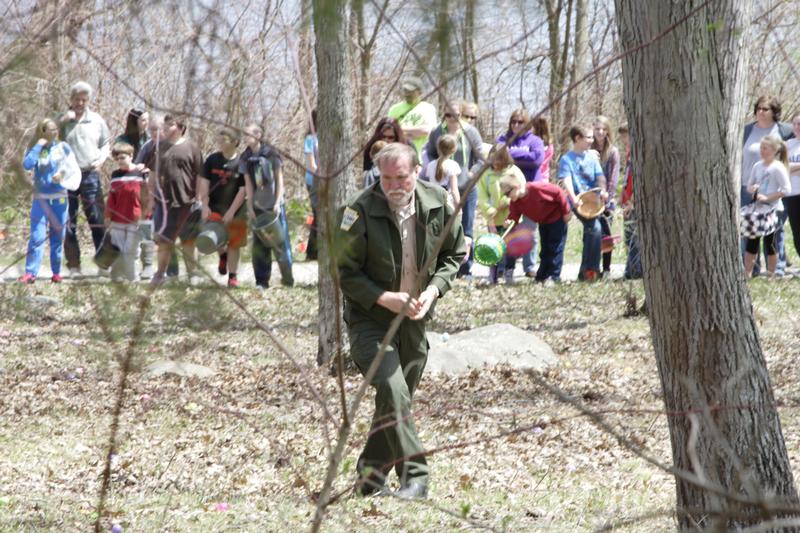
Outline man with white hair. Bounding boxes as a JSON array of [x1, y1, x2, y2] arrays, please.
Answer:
[[59, 81, 111, 276], [336, 142, 465, 499]]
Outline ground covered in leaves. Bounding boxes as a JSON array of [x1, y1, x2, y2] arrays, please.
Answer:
[[2, 275, 800, 532]]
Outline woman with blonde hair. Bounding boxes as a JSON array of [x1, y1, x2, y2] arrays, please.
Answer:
[[18, 118, 80, 283], [591, 115, 620, 277]]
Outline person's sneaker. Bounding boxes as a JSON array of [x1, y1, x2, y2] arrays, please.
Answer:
[[150, 273, 166, 288], [281, 278, 295, 288], [140, 264, 155, 280], [51, 274, 63, 283], [68, 267, 82, 278], [218, 252, 228, 276], [18, 273, 36, 284], [525, 271, 536, 278], [227, 276, 239, 288], [97, 267, 111, 278], [394, 481, 428, 500], [503, 271, 515, 284]]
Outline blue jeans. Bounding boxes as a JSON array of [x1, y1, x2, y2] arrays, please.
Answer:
[[576, 212, 602, 280], [65, 170, 105, 269], [521, 216, 537, 273], [458, 187, 478, 276], [26, 197, 69, 276], [536, 218, 567, 281], [623, 214, 643, 279], [252, 206, 294, 287]]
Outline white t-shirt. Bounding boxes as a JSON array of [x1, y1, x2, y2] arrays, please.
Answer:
[[425, 159, 460, 189], [747, 159, 790, 213], [786, 138, 800, 196]]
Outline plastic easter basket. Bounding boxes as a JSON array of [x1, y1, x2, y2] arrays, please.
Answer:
[[473, 233, 507, 266]]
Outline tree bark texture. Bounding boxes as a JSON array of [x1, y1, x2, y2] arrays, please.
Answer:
[[313, 0, 356, 366], [615, 1, 799, 529]]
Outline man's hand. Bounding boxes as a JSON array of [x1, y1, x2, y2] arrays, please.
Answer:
[[600, 190, 609, 202], [91, 160, 104, 171], [62, 110, 76, 122], [756, 193, 768, 203], [201, 205, 211, 221], [52, 172, 63, 184], [377, 291, 422, 318], [247, 207, 256, 220], [222, 211, 234, 225], [409, 286, 438, 321]]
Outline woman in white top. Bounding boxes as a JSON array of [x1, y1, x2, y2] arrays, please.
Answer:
[[781, 113, 800, 259], [744, 135, 791, 277]]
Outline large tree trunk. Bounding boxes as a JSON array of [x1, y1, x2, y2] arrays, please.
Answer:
[[313, 0, 356, 366], [615, 1, 799, 529]]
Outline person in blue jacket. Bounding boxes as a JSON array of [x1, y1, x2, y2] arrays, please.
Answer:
[[19, 119, 76, 283]]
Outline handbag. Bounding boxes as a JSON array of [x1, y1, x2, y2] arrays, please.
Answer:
[[740, 202, 779, 239]]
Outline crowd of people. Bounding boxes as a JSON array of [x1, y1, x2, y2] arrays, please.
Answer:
[[16, 78, 800, 503], [17, 78, 800, 289], [19, 81, 294, 288]]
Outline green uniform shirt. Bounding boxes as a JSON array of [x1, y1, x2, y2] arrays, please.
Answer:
[[336, 180, 466, 326]]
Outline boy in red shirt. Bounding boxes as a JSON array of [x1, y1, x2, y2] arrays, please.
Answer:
[[501, 173, 571, 282], [106, 142, 149, 281]]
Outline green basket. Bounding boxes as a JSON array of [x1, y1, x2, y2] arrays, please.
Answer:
[[473, 233, 506, 266]]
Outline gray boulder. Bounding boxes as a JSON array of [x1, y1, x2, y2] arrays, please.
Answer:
[[426, 323, 557, 375]]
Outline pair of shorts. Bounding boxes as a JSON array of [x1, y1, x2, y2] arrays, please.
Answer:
[[208, 212, 247, 249], [226, 218, 248, 248], [153, 203, 191, 244]]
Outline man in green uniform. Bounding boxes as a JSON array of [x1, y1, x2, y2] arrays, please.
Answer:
[[336, 143, 465, 499]]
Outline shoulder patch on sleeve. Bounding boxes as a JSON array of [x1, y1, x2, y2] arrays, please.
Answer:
[[340, 206, 360, 231]]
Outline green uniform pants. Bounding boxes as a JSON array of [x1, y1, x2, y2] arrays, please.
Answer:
[[349, 317, 429, 488]]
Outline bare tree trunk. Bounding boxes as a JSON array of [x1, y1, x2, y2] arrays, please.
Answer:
[[298, 0, 315, 102], [564, 0, 587, 128], [616, 1, 799, 528], [542, 0, 573, 148], [464, 0, 479, 105], [313, 0, 356, 366], [352, 0, 370, 139], [433, 0, 451, 107]]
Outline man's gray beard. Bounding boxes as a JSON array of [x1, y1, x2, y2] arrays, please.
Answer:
[[380, 182, 413, 208]]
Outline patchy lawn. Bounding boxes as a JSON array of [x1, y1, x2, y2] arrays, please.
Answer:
[[1, 274, 799, 532]]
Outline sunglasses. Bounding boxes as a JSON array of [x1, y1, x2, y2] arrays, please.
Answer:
[[757, 107, 771, 112], [444, 113, 460, 119], [510, 119, 526, 125], [463, 115, 477, 120]]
